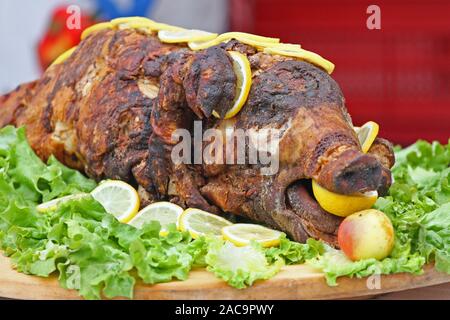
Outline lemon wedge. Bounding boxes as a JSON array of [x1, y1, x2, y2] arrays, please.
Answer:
[[212, 51, 252, 119], [178, 208, 232, 239], [81, 22, 113, 40], [91, 180, 140, 223], [312, 180, 378, 217], [128, 201, 183, 236], [222, 224, 282, 247], [36, 193, 89, 213], [158, 29, 217, 43], [50, 46, 77, 67], [188, 31, 279, 51], [355, 121, 379, 153], [263, 47, 335, 74]]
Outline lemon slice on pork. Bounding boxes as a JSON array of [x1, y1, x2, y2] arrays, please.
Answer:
[[222, 224, 282, 248], [112, 17, 184, 32], [188, 31, 279, 50], [91, 180, 140, 223], [312, 180, 378, 217], [354, 121, 380, 153], [219, 32, 279, 43], [212, 51, 252, 119], [37, 193, 89, 213], [178, 208, 232, 239], [149, 22, 185, 31], [158, 29, 218, 43], [270, 43, 302, 50], [128, 201, 183, 236], [112, 16, 155, 30], [81, 22, 113, 40], [50, 46, 77, 67], [263, 47, 335, 74], [110, 16, 152, 26]]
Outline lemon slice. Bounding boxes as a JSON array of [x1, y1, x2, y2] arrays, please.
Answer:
[[187, 39, 218, 50], [188, 31, 280, 51], [149, 22, 185, 31], [112, 17, 154, 30], [50, 46, 77, 67], [81, 22, 113, 40], [188, 39, 218, 51], [355, 121, 379, 153], [128, 201, 183, 236], [158, 29, 217, 43], [112, 17, 184, 32], [231, 38, 280, 50], [219, 32, 279, 44], [91, 180, 140, 223], [212, 51, 251, 119], [36, 193, 89, 213], [110, 16, 152, 26], [271, 43, 301, 50], [312, 180, 378, 217], [178, 208, 232, 239], [222, 223, 282, 247], [263, 47, 335, 74]]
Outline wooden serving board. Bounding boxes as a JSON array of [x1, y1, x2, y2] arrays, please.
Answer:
[[0, 254, 448, 300]]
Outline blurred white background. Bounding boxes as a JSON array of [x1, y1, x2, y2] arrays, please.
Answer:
[[0, 0, 227, 94]]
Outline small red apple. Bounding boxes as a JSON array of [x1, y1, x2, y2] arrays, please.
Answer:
[[338, 209, 394, 261]]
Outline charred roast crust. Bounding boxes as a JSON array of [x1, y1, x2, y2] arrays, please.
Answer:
[[237, 60, 344, 129], [184, 46, 236, 118]]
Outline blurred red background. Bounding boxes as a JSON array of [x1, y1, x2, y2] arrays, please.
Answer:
[[230, 0, 450, 145]]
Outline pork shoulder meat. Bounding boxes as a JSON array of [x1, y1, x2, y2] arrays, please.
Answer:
[[0, 29, 395, 247]]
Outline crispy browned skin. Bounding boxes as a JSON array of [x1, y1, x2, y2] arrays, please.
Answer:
[[0, 29, 395, 246]]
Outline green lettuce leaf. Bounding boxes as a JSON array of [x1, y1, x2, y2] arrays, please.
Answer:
[[205, 238, 284, 289], [265, 236, 324, 264], [394, 139, 450, 172], [374, 139, 450, 276], [306, 244, 425, 286], [0, 126, 96, 203], [417, 202, 450, 273]]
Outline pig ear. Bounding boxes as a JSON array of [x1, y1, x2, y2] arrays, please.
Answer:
[[366, 138, 395, 196], [367, 137, 396, 169], [183, 47, 236, 119]]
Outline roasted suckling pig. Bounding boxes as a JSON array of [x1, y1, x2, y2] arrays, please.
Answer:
[[0, 24, 395, 247]]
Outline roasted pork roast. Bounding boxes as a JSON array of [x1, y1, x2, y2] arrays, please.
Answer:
[[0, 28, 395, 247]]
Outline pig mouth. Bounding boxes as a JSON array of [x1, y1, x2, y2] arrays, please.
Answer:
[[281, 151, 391, 247], [285, 180, 344, 247]]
